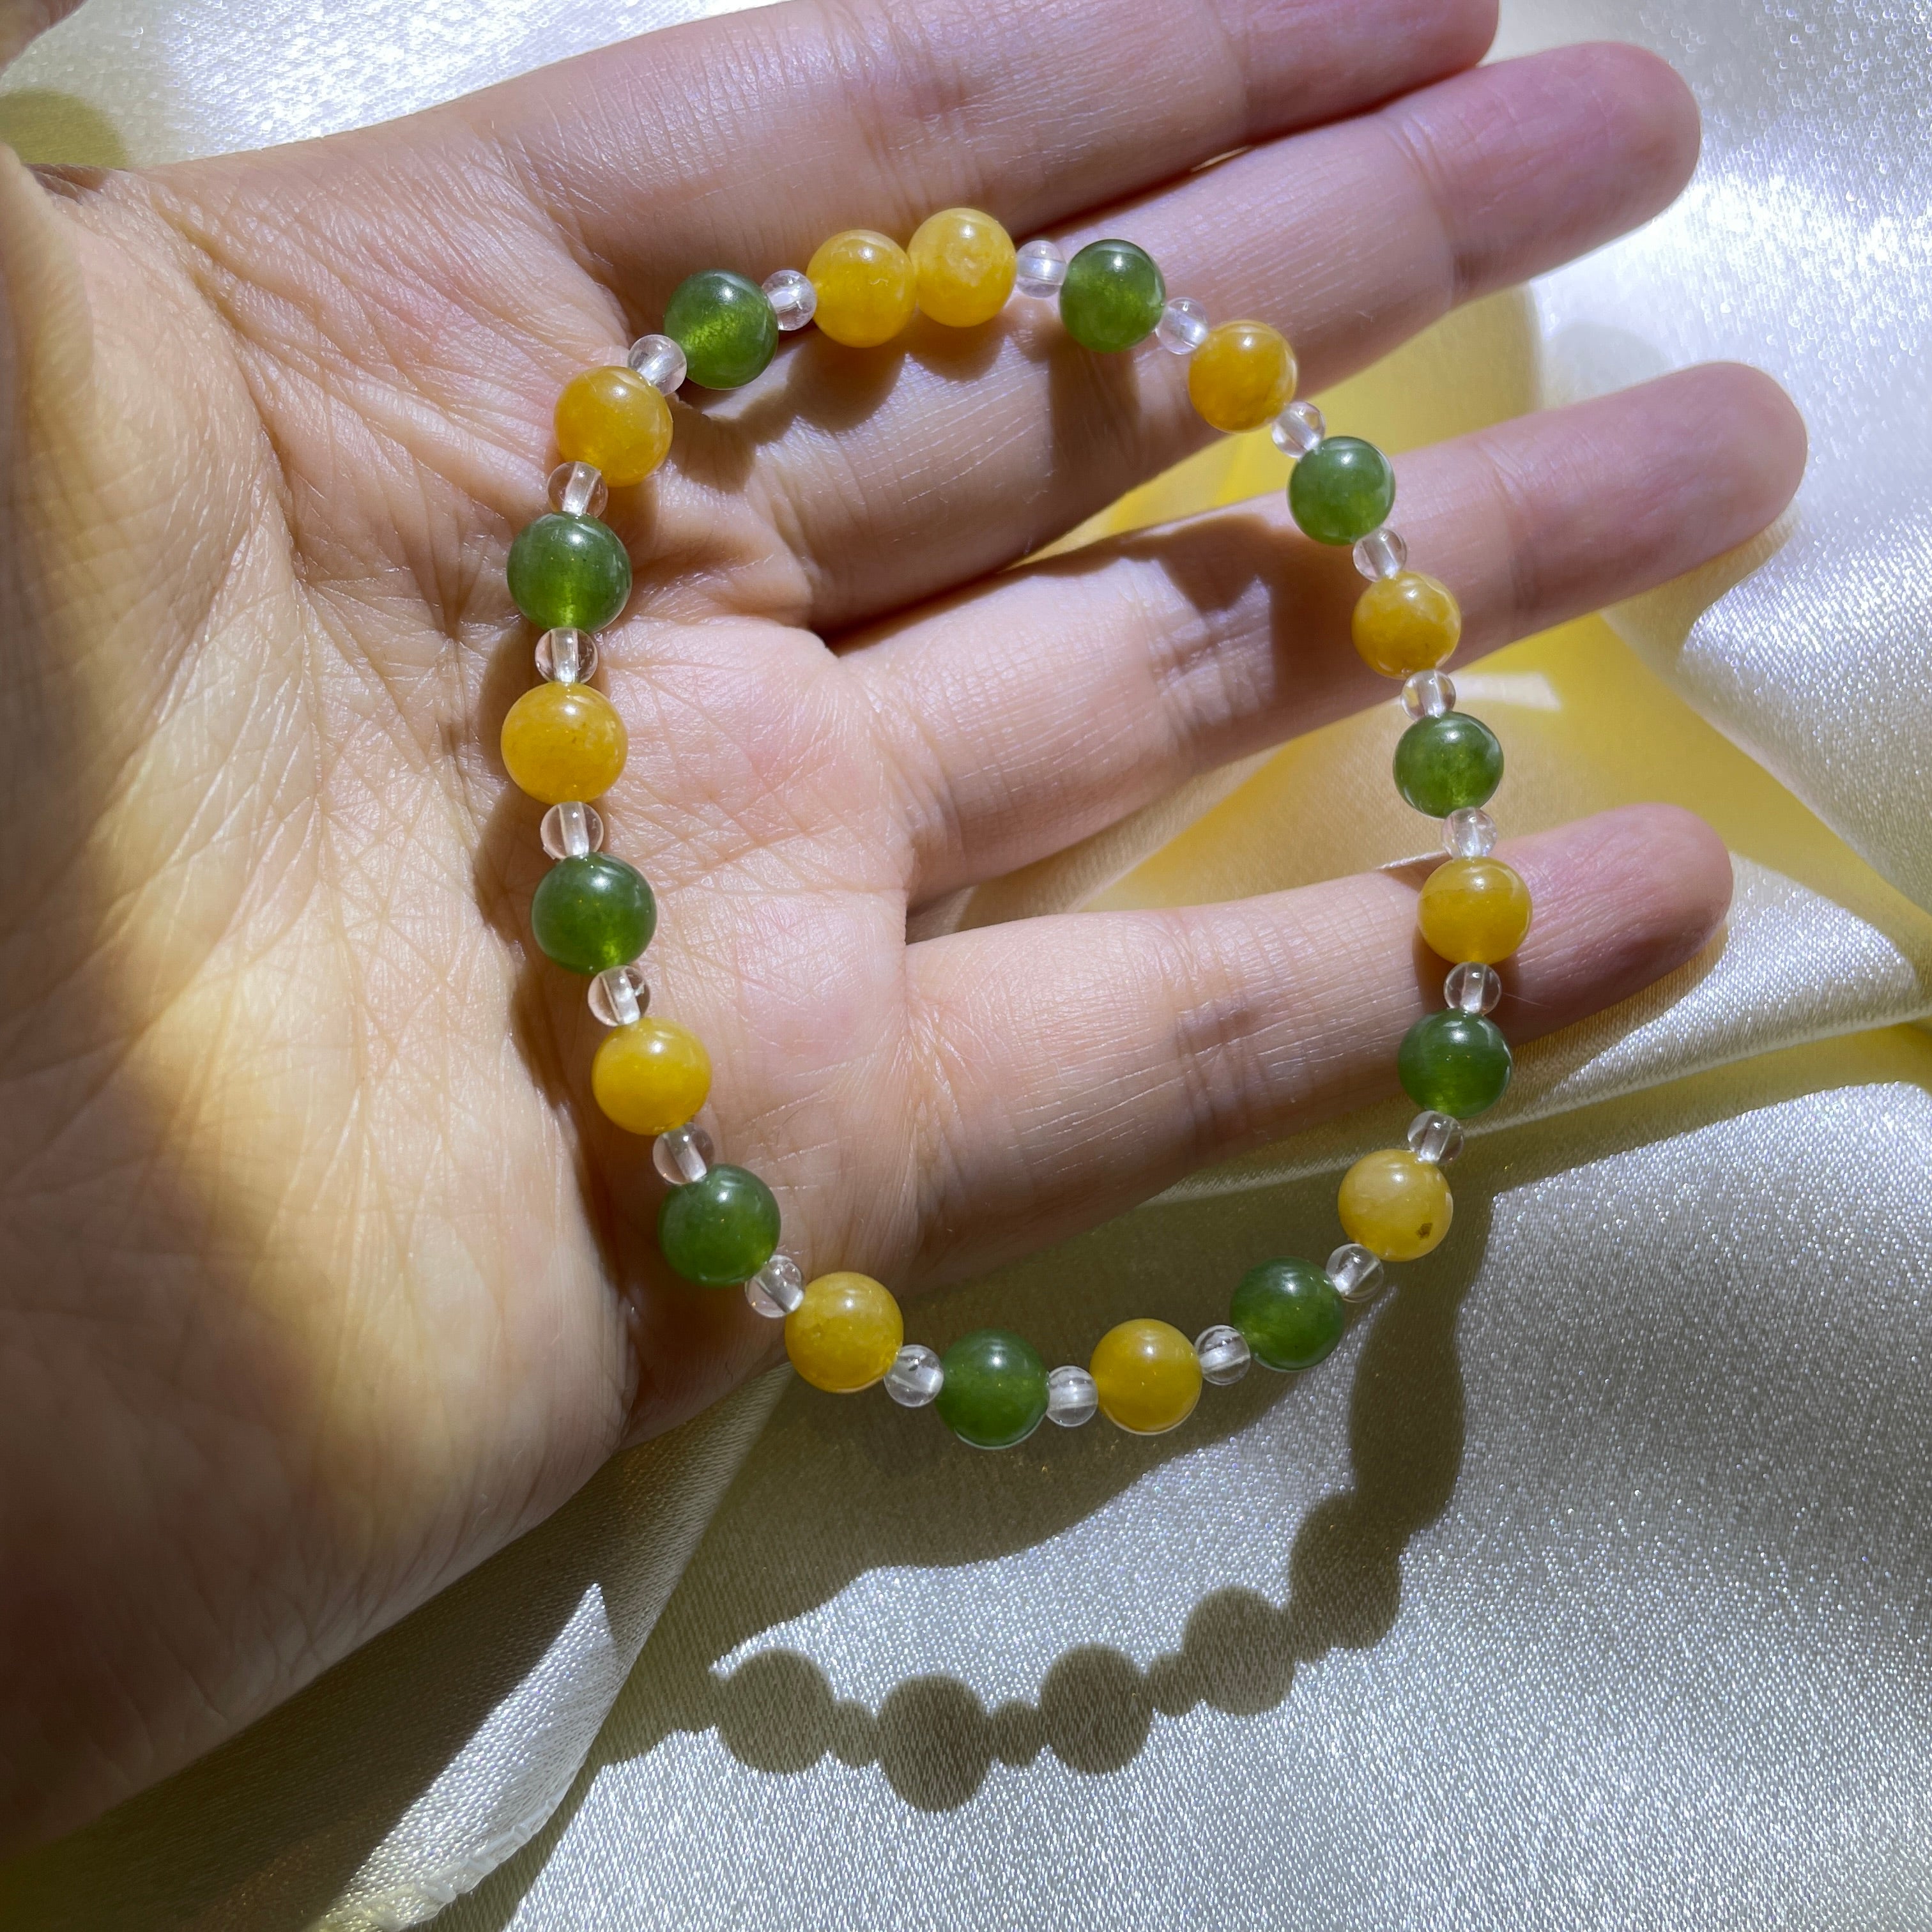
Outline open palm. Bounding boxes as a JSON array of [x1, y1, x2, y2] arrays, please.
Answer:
[[0, 0, 1802, 1848]]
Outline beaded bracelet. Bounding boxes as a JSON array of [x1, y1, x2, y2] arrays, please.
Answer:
[[498, 211, 1526, 1449]]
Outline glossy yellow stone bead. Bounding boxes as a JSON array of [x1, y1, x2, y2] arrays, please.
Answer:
[[1353, 571, 1462, 678], [591, 1018, 710, 1137], [553, 365, 673, 486], [499, 681, 627, 805], [1186, 320, 1298, 434], [1338, 1149, 1453, 1261], [785, 1272, 903, 1393], [1089, 1318, 1202, 1435], [808, 229, 917, 348], [1418, 856, 1533, 965], [908, 206, 1016, 328]]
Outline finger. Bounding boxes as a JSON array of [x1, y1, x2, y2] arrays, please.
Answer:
[[860, 363, 1804, 900], [903, 804, 1729, 1284]]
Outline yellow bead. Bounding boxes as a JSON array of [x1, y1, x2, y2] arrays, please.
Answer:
[[1186, 320, 1298, 433], [591, 1018, 710, 1137], [807, 229, 917, 348], [1417, 856, 1533, 965], [553, 365, 673, 486], [1338, 1149, 1453, 1261], [1089, 1318, 1202, 1435], [1352, 571, 1462, 678], [785, 1272, 903, 1393], [908, 206, 1016, 327], [499, 681, 627, 805]]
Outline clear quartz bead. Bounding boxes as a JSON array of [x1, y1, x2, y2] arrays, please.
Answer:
[[588, 963, 649, 1027], [1195, 1324, 1251, 1385], [762, 268, 817, 331], [1327, 1242, 1386, 1305], [652, 1123, 714, 1186], [745, 1253, 805, 1318], [1442, 806, 1498, 858], [884, 1343, 944, 1407], [627, 333, 686, 393], [1445, 961, 1503, 1016], [1269, 399, 1326, 456], [1013, 238, 1068, 298], [548, 460, 608, 519], [536, 627, 597, 684], [1407, 1110, 1466, 1165], [1353, 526, 1407, 581], [1155, 296, 1210, 355], [1402, 669, 1457, 721], [540, 799, 604, 860], [1046, 1364, 1098, 1427]]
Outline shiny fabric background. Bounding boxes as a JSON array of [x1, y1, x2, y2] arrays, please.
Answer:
[[1, 2, 1929, 1927]]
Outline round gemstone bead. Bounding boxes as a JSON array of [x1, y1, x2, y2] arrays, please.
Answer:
[[554, 365, 673, 486], [507, 513, 632, 632], [1059, 239, 1165, 353], [1013, 238, 1068, 298], [908, 207, 1016, 327], [1393, 712, 1504, 817], [626, 334, 686, 393], [761, 268, 817, 331], [662, 270, 778, 390], [1397, 1011, 1513, 1118], [500, 682, 628, 806], [657, 1163, 781, 1286], [530, 852, 656, 975], [1338, 1149, 1453, 1261], [934, 1329, 1050, 1449], [1229, 1258, 1346, 1372], [1418, 857, 1533, 965], [1155, 296, 1210, 355], [807, 229, 917, 348], [785, 1272, 904, 1393], [745, 1254, 805, 1319], [1089, 1318, 1202, 1435], [1354, 571, 1463, 679], [1193, 1324, 1252, 1385], [1270, 399, 1326, 456], [885, 1343, 944, 1407], [1446, 961, 1503, 1016], [1046, 1364, 1099, 1427], [652, 1122, 714, 1186], [592, 1016, 712, 1136], [1186, 320, 1298, 433], [1288, 435, 1396, 547]]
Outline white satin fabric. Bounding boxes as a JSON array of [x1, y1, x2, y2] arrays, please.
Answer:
[[2, 2, 1929, 1928]]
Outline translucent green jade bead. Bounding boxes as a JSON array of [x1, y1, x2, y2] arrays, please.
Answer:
[[934, 1328, 1050, 1449], [663, 270, 779, 389], [1230, 1258, 1346, 1372], [658, 1164, 782, 1285], [1288, 436, 1396, 546], [530, 853, 656, 975], [1398, 1011, 1514, 1118], [507, 513, 632, 632], [1393, 713, 1504, 817], [1059, 239, 1166, 353]]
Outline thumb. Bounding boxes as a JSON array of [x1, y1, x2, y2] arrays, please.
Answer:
[[1, 2, 88, 72]]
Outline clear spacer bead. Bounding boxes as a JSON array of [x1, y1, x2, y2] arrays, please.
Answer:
[[1013, 238, 1068, 298], [588, 962, 648, 1027], [762, 268, 817, 332], [1442, 807, 1497, 859], [1353, 526, 1407, 581], [1402, 670, 1457, 721], [652, 1123, 714, 1186], [1406, 1110, 1466, 1165], [540, 799, 603, 861], [744, 1254, 805, 1318], [1445, 961, 1503, 1016], [884, 1342, 944, 1407], [1327, 1243, 1386, 1305], [1269, 399, 1326, 457], [1046, 1364, 1098, 1427], [536, 627, 597, 684], [1155, 296, 1210, 355], [548, 460, 608, 519], [1195, 1324, 1251, 1385], [627, 333, 686, 393]]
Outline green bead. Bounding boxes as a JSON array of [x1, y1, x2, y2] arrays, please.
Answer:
[[1058, 240, 1165, 353], [658, 1164, 781, 1286], [934, 1328, 1049, 1449], [530, 853, 656, 976], [1229, 1259, 1346, 1372], [507, 514, 632, 631], [1287, 436, 1396, 546], [663, 270, 778, 390], [1393, 713, 1504, 816], [1397, 1011, 1513, 1118]]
